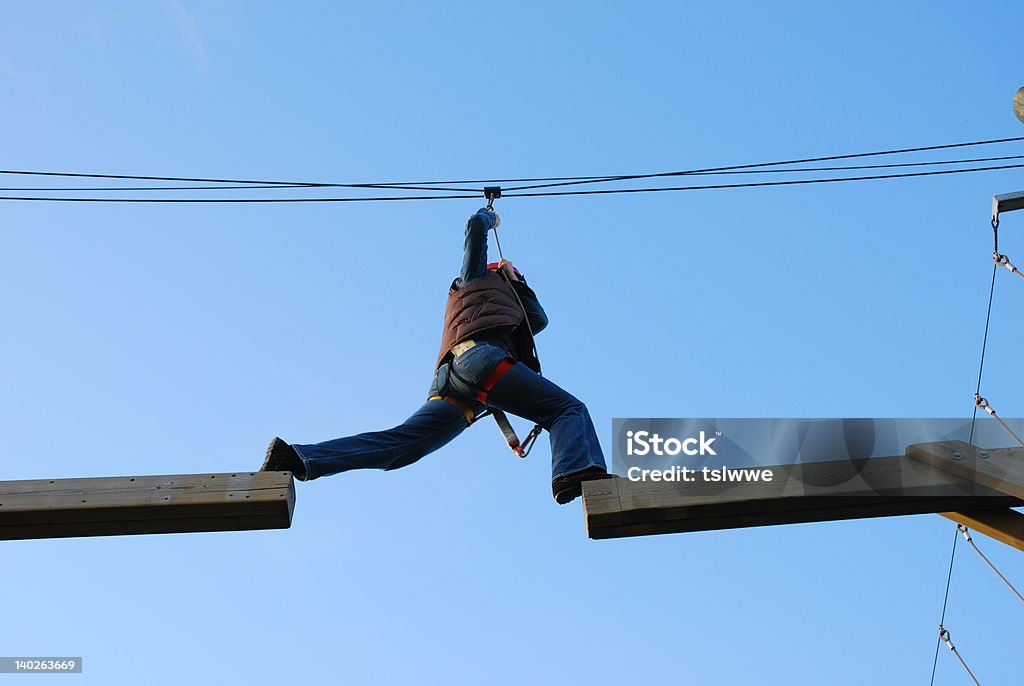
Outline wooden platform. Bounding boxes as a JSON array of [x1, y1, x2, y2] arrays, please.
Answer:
[[0, 471, 295, 540], [583, 446, 1023, 542]]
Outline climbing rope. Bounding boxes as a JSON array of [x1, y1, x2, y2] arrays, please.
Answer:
[[957, 524, 1024, 604], [938, 626, 983, 686]]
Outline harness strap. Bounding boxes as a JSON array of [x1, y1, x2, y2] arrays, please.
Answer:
[[445, 352, 545, 458], [476, 358, 515, 404], [428, 395, 476, 426], [491, 410, 522, 452]]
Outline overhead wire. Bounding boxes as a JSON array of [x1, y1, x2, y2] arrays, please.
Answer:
[[0, 183, 480, 193], [499, 135, 1024, 191], [0, 135, 1021, 193], [3, 162, 1024, 203], [5, 154, 1024, 194]]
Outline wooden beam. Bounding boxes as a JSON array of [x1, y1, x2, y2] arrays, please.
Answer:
[[994, 190, 1024, 217], [583, 455, 1020, 540], [906, 440, 1024, 500], [942, 509, 1024, 553], [0, 471, 295, 541]]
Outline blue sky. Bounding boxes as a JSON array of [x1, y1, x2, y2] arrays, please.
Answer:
[[2, 2, 1023, 684]]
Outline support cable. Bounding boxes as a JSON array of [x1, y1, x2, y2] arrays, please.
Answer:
[[971, 216, 1024, 448], [973, 395, 1024, 447], [957, 525, 1024, 604], [938, 627, 983, 686], [929, 527, 961, 686], [969, 218, 1001, 447], [931, 216, 1001, 686]]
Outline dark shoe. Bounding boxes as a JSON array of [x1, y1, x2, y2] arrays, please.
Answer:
[[261, 437, 308, 481], [552, 466, 615, 505]]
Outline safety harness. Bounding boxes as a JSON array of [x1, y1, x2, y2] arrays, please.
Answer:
[[436, 340, 543, 457]]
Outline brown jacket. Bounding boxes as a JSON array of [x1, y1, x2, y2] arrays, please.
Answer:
[[435, 270, 540, 372]]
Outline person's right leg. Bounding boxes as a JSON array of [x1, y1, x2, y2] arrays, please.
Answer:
[[483, 364, 607, 480], [446, 342, 607, 481], [291, 398, 470, 480]]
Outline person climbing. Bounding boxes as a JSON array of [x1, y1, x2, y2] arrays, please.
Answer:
[[261, 207, 614, 504]]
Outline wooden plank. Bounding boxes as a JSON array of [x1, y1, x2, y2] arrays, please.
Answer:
[[906, 440, 1024, 500], [994, 190, 1024, 217], [588, 497, 1018, 540], [582, 454, 1020, 540], [0, 471, 295, 540], [942, 509, 1024, 554]]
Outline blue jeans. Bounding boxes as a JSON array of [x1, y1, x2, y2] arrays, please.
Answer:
[[292, 341, 606, 482]]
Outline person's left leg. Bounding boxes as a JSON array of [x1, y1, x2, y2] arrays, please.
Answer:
[[291, 398, 471, 480]]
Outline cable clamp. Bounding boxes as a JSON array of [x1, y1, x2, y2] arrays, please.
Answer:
[[484, 186, 501, 210]]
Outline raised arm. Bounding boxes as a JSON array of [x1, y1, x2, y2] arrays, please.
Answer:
[[456, 208, 498, 287]]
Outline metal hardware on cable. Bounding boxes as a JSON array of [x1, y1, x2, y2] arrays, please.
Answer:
[[938, 626, 982, 686], [484, 186, 501, 210], [484, 186, 508, 260], [993, 252, 1024, 279], [973, 394, 1024, 446], [957, 525, 1024, 604]]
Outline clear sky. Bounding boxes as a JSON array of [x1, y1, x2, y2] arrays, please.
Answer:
[[2, 2, 1023, 684]]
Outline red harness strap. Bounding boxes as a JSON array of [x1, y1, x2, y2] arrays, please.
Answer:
[[476, 359, 515, 404]]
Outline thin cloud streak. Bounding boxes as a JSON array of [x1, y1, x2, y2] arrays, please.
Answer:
[[167, 0, 208, 69]]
